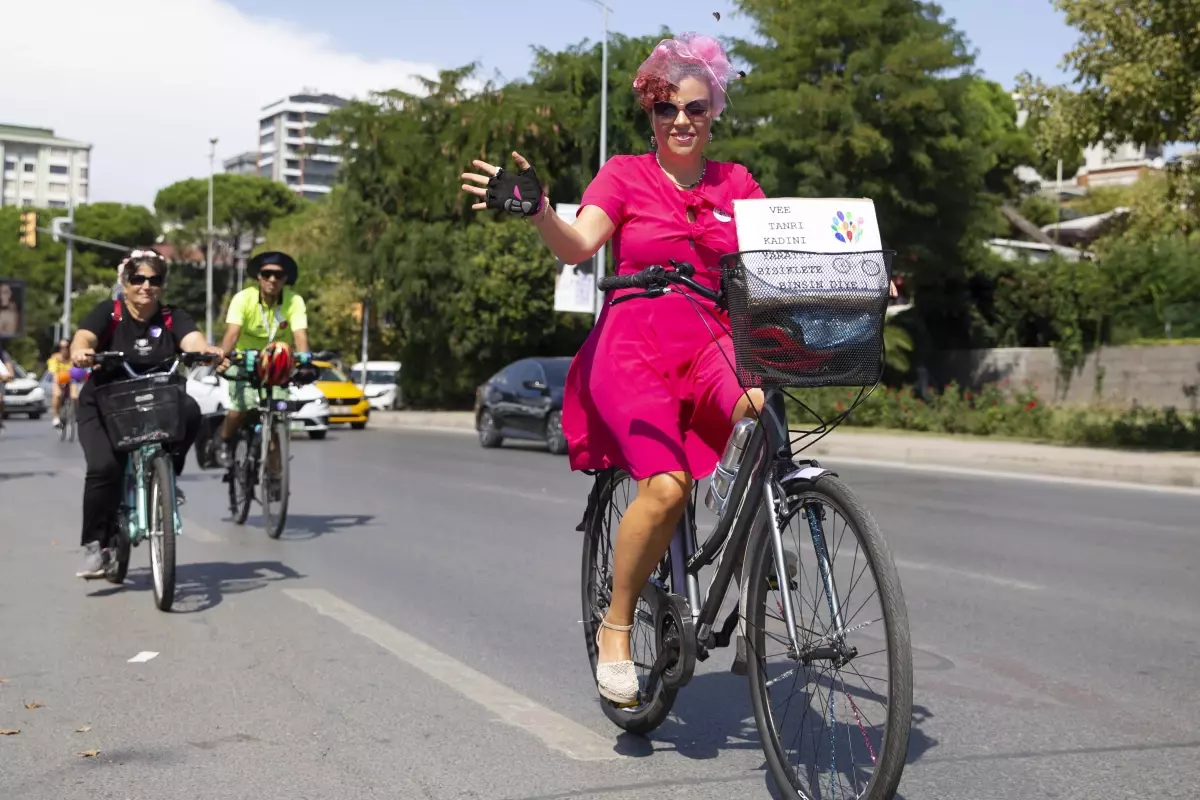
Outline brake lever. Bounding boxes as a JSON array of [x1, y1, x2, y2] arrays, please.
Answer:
[[610, 286, 670, 306]]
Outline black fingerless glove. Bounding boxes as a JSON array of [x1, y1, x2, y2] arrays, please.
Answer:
[[485, 165, 544, 217]]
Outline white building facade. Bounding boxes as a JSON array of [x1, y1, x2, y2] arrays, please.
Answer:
[[0, 124, 91, 209], [223, 151, 258, 176], [257, 91, 347, 201]]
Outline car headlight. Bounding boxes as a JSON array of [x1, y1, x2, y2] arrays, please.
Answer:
[[29, 387, 45, 401]]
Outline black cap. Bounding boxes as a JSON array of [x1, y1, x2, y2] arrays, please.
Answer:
[[247, 251, 298, 286]]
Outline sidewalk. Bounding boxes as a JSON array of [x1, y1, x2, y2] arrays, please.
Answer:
[[369, 410, 1200, 490]]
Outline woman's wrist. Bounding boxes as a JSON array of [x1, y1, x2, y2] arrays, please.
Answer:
[[528, 195, 552, 227]]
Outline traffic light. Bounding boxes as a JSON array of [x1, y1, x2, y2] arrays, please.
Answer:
[[18, 211, 36, 248]]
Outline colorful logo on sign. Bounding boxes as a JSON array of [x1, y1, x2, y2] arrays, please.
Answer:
[[831, 211, 864, 244]]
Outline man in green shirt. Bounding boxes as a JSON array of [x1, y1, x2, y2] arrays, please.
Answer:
[[214, 251, 312, 466]]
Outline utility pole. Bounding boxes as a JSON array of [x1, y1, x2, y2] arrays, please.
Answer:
[[62, 192, 75, 337], [207, 137, 218, 344], [583, 0, 613, 322]]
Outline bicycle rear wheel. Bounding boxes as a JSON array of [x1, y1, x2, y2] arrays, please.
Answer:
[[744, 475, 912, 800], [261, 414, 289, 539], [229, 430, 253, 524], [148, 452, 177, 611], [580, 469, 678, 735]]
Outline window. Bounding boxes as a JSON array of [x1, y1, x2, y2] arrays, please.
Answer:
[[49, 200, 66, 208], [21, 198, 32, 207], [23, 163, 34, 173], [287, 112, 302, 122], [49, 182, 69, 193], [258, 164, 272, 178], [3, 159, 14, 171], [542, 359, 570, 387], [512, 360, 544, 390], [285, 174, 298, 185], [260, 131, 275, 146], [287, 127, 302, 139], [286, 159, 300, 170], [49, 165, 68, 175], [80, 168, 88, 180]]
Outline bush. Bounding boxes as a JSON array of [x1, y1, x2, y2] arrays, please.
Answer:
[[790, 380, 1200, 451]]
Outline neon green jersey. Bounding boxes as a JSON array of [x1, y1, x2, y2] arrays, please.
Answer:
[[225, 286, 308, 352]]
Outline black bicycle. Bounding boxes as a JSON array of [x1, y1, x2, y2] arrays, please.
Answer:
[[580, 251, 913, 800], [220, 350, 299, 539]]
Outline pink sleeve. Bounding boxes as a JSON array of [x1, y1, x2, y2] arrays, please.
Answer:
[[580, 157, 627, 227], [741, 165, 766, 200]]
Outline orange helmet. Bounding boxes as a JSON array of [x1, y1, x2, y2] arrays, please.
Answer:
[[257, 341, 295, 387]]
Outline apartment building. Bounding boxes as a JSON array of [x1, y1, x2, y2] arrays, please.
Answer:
[[223, 151, 258, 176], [0, 124, 91, 209], [257, 91, 347, 200]]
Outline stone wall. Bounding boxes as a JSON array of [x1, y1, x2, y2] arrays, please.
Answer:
[[936, 345, 1200, 410]]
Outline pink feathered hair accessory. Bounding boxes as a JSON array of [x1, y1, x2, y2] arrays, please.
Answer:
[[633, 32, 742, 118]]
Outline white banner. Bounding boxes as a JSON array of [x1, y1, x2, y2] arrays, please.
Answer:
[[552, 204, 596, 314], [731, 197, 887, 294]]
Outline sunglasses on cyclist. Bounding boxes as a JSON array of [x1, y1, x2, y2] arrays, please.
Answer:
[[653, 100, 710, 120], [258, 269, 286, 281], [127, 273, 165, 287]]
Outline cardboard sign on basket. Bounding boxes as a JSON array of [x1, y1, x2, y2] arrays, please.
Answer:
[[731, 197, 888, 296]]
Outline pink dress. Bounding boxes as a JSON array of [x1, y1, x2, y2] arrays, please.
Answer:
[[562, 153, 766, 481]]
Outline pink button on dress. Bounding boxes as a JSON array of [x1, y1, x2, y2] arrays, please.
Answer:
[[562, 153, 766, 481]]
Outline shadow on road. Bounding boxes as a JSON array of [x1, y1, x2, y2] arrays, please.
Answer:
[[607, 668, 936, 800], [86, 559, 306, 612], [0, 470, 59, 483], [275, 513, 376, 540]]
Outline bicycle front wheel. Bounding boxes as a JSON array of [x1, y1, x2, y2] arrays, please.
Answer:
[[744, 475, 912, 800], [261, 414, 289, 539], [148, 452, 177, 612]]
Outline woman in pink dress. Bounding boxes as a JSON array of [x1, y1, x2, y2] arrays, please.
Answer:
[[462, 33, 764, 706]]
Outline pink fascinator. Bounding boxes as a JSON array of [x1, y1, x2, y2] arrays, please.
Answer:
[[633, 32, 742, 118]]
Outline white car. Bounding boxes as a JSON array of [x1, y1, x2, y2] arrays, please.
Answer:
[[184, 364, 331, 439], [0, 362, 48, 419], [349, 360, 402, 410]]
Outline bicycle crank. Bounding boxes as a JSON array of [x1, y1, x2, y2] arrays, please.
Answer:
[[649, 593, 696, 692]]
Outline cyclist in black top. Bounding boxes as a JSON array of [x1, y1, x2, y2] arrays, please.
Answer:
[[69, 251, 223, 578]]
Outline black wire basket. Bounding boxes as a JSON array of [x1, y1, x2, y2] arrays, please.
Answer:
[[720, 250, 894, 389], [94, 372, 187, 453]]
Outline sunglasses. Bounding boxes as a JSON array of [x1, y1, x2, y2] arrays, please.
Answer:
[[128, 274, 164, 287], [258, 269, 286, 281], [653, 100, 710, 120]]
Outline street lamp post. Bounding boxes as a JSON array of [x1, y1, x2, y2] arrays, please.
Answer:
[[206, 137, 218, 344], [583, 0, 612, 322]]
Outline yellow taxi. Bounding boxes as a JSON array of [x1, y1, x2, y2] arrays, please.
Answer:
[[313, 361, 370, 429]]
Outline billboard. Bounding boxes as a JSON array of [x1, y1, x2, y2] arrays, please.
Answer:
[[552, 203, 596, 314], [0, 279, 25, 339]]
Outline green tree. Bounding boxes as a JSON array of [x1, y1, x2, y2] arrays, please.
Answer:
[[74, 202, 160, 270], [724, 0, 1031, 346], [154, 174, 303, 318]]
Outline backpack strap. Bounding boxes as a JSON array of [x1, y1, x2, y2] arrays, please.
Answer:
[[98, 300, 172, 350], [99, 298, 123, 351]]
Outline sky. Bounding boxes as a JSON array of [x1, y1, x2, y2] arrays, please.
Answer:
[[0, 0, 1084, 208]]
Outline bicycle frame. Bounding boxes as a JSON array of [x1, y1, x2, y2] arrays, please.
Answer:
[[120, 442, 181, 544], [668, 387, 847, 663]]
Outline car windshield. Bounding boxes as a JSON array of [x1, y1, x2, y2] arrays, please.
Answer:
[[318, 366, 348, 382], [541, 360, 570, 387], [350, 369, 397, 384]]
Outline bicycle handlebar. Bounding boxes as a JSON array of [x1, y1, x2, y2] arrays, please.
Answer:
[[88, 351, 221, 379], [597, 260, 722, 306]]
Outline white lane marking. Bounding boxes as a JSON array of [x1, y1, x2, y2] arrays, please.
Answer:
[[284, 589, 620, 762], [127, 651, 159, 663], [825, 455, 1200, 497], [893, 558, 1042, 591], [462, 481, 576, 506]]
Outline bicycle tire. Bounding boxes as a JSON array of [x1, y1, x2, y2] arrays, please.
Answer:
[[105, 514, 131, 585], [744, 475, 912, 800], [149, 452, 177, 612], [229, 432, 253, 524], [261, 414, 289, 539], [580, 469, 678, 735]]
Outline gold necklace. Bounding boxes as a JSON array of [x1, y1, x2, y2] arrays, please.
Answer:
[[656, 153, 706, 189]]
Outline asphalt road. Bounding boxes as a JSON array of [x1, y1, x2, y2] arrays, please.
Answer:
[[1, 416, 1197, 800]]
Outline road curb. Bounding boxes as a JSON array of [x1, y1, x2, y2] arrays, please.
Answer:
[[370, 411, 1200, 489]]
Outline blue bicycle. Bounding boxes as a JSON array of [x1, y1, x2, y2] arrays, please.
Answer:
[[91, 351, 220, 611]]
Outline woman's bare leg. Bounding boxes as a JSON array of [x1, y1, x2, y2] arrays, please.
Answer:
[[596, 470, 691, 664]]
